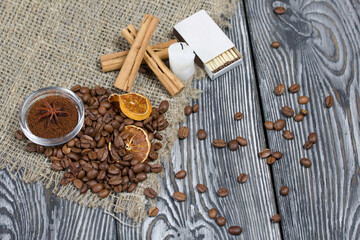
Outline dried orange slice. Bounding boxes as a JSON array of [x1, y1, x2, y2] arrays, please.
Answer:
[[108, 93, 152, 121], [122, 125, 151, 162]]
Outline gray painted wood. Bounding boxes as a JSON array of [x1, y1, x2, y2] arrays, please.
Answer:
[[244, 0, 360, 239], [118, 2, 281, 239]]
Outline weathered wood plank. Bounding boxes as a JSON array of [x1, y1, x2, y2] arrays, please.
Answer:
[[0, 169, 117, 240], [118, 2, 282, 239], [244, 0, 360, 239]]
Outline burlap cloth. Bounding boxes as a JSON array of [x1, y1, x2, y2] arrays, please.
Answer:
[[0, 0, 238, 223]]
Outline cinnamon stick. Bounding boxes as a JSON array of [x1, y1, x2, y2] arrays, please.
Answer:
[[121, 25, 184, 96], [114, 14, 159, 92], [100, 39, 176, 72]]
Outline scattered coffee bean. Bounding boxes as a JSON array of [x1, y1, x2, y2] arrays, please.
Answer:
[[272, 151, 283, 160], [151, 164, 163, 173], [238, 173, 248, 183], [178, 126, 189, 139], [274, 84, 285, 96], [216, 216, 226, 226], [173, 191, 187, 202], [300, 109, 308, 116], [196, 184, 207, 193], [158, 100, 169, 114], [281, 106, 294, 117], [271, 214, 281, 223], [259, 148, 271, 158], [325, 95, 334, 108], [283, 130, 294, 140], [236, 136, 248, 146], [234, 112, 244, 120], [271, 41, 280, 48], [213, 139, 226, 148], [217, 188, 229, 197], [144, 188, 158, 199], [148, 206, 159, 217], [184, 105, 192, 116], [280, 186, 289, 196], [267, 156, 276, 165], [228, 140, 239, 151], [294, 113, 304, 122], [264, 121, 274, 130], [175, 170, 187, 179], [308, 132, 318, 144], [303, 141, 313, 150], [300, 158, 312, 168], [274, 119, 286, 131], [298, 96, 309, 104], [15, 130, 25, 140], [208, 208, 218, 219], [197, 129, 207, 140], [73, 179, 83, 189], [288, 84, 300, 93], [228, 226, 242, 235], [192, 104, 199, 113]]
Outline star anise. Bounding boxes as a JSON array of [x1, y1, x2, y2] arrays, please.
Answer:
[[37, 100, 68, 126]]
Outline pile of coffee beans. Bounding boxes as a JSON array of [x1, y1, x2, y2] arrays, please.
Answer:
[[17, 85, 168, 201]]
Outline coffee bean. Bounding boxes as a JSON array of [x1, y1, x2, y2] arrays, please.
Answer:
[[308, 132, 318, 144], [92, 183, 104, 193], [294, 114, 304, 122], [153, 142, 162, 151], [300, 158, 312, 168], [15, 130, 25, 140], [280, 186, 289, 196], [298, 96, 309, 104], [259, 148, 271, 158], [303, 141, 313, 150], [73, 179, 83, 189], [192, 104, 199, 113], [271, 41, 280, 48], [236, 137, 248, 146], [208, 208, 218, 219], [71, 85, 81, 92], [128, 183, 137, 192], [216, 216, 226, 226], [178, 126, 189, 139], [234, 112, 244, 120], [267, 156, 276, 165], [228, 226, 242, 235], [213, 139, 226, 148], [228, 140, 239, 151], [264, 121, 274, 130], [217, 188, 229, 197], [175, 170, 187, 179], [271, 214, 281, 223], [272, 151, 283, 160], [325, 95, 334, 108], [96, 170, 106, 181], [98, 189, 110, 198], [80, 184, 89, 194], [159, 100, 169, 114], [288, 84, 300, 93], [238, 173, 248, 183], [87, 168, 99, 180], [274, 84, 285, 96], [274, 119, 286, 131], [135, 172, 147, 182], [151, 164, 163, 173], [173, 191, 186, 202], [196, 184, 207, 193], [108, 165, 121, 175], [121, 176, 130, 185], [283, 130, 294, 140], [184, 105, 192, 116], [273, 6, 286, 14], [281, 106, 294, 117], [148, 206, 159, 217], [300, 109, 308, 116], [154, 133, 163, 141], [133, 163, 146, 173], [144, 188, 157, 199], [197, 129, 207, 140], [87, 180, 98, 188], [26, 142, 37, 152], [108, 176, 122, 186]]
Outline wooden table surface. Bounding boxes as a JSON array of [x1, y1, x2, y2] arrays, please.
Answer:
[[1, 0, 359, 239]]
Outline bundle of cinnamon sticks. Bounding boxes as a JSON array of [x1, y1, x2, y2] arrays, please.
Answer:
[[100, 14, 184, 96]]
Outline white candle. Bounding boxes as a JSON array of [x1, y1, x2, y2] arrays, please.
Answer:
[[168, 42, 195, 82]]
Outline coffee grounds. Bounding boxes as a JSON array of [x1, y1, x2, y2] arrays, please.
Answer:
[[27, 96, 78, 139]]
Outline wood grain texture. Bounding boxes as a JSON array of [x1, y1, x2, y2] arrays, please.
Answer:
[[244, 0, 360, 239], [0, 169, 117, 240], [118, 2, 282, 239]]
